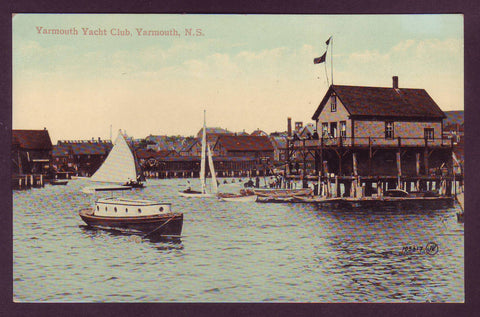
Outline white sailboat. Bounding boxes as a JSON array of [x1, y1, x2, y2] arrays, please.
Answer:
[[179, 111, 218, 198], [82, 131, 144, 193]]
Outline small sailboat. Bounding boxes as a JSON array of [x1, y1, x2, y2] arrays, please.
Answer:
[[89, 130, 145, 189], [179, 111, 218, 198]]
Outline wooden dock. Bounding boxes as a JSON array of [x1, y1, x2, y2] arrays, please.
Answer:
[[12, 174, 45, 190]]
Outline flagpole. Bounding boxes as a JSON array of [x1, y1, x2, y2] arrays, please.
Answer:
[[324, 57, 330, 87], [331, 37, 333, 85]]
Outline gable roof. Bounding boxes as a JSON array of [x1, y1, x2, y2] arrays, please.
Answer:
[[270, 136, 287, 149], [70, 142, 111, 155], [179, 138, 199, 152], [215, 135, 274, 152], [312, 85, 446, 120], [299, 123, 316, 137], [136, 148, 174, 160], [12, 129, 52, 150], [52, 144, 70, 156]]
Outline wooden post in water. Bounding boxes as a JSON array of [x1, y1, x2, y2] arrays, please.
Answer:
[[396, 151, 402, 189]]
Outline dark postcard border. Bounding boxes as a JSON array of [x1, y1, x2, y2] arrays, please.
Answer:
[[2, 1, 479, 317]]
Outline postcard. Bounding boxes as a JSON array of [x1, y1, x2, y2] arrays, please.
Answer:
[[11, 14, 464, 303]]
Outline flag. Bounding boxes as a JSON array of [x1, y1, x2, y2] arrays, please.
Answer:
[[326, 36, 331, 45], [313, 51, 326, 64]]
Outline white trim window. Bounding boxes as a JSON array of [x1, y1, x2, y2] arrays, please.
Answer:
[[322, 123, 329, 137], [340, 121, 347, 137], [424, 128, 434, 140], [385, 121, 394, 139]]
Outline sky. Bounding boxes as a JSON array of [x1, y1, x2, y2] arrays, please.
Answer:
[[12, 14, 464, 143]]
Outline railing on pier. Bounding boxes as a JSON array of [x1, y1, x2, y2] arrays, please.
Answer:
[[293, 136, 453, 148]]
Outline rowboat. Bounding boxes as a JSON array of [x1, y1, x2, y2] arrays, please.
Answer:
[[217, 193, 257, 202]]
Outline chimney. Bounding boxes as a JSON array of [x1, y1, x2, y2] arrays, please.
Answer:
[[393, 76, 399, 89], [287, 117, 292, 137]]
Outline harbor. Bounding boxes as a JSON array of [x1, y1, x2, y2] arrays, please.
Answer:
[[13, 177, 464, 302]]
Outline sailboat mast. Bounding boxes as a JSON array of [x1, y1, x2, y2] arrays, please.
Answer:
[[199, 110, 207, 194]]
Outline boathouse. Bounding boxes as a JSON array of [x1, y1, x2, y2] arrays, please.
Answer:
[[12, 129, 53, 176], [289, 77, 455, 194]]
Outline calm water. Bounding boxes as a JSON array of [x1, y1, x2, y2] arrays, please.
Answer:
[[13, 178, 464, 302]]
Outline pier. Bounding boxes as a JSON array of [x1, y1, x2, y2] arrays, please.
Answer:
[[12, 174, 45, 190]]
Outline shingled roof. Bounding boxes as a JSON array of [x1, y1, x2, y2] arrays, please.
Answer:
[[12, 129, 52, 150], [53, 140, 112, 156], [312, 84, 446, 120], [215, 135, 274, 152]]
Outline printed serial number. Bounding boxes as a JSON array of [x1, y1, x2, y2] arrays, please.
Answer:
[[402, 242, 439, 256]]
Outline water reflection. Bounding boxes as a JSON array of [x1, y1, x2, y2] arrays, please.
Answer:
[[79, 225, 184, 249]]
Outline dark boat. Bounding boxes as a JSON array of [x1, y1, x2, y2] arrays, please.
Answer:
[[79, 197, 183, 238], [384, 189, 410, 197], [123, 180, 145, 188]]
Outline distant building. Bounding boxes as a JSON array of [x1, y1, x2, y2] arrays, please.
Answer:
[[12, 129, 53, 176], [251, 129, 268, 137], [52, 139, 112, 176], [178, 138, 202, 157], [269, 136, 287, 162], [136, 148, 175, 169], [214, 135, 274, 160], [196, 127, 234, 147], [144, 135, 184, 153]]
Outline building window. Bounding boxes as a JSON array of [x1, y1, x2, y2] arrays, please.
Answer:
[[385, 121, 394, 139], [424, 128, 434, 140], [322, 123, 329, 137], [330, 95, 337, 112], [340, 121, 347, 137]]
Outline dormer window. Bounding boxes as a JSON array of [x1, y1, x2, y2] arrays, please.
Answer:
[[330, 95, 337, 112]]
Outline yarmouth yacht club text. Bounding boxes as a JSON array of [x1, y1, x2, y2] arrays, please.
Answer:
[[35, 26, 204, 37]]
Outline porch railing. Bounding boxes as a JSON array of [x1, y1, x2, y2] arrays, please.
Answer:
[[293, 136, 453, 148]]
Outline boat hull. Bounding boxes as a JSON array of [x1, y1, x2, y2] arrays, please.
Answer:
[[178, 191, 215, 198], [79, 209, 183, 236], [51, 180, 68, 186], [218, 195, 257, 202]]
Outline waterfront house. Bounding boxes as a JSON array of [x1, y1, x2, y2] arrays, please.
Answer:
[[52, 139, 112, 176], [12, 129, 53, 176], [213, 135, 275, 175], [214, 135, 274, 160], [292, 77, 453, 186]]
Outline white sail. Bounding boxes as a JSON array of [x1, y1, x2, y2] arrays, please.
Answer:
[[91, 132, 137, 184], [207, 143, 218, 194], [199, 110, 207, 194]]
